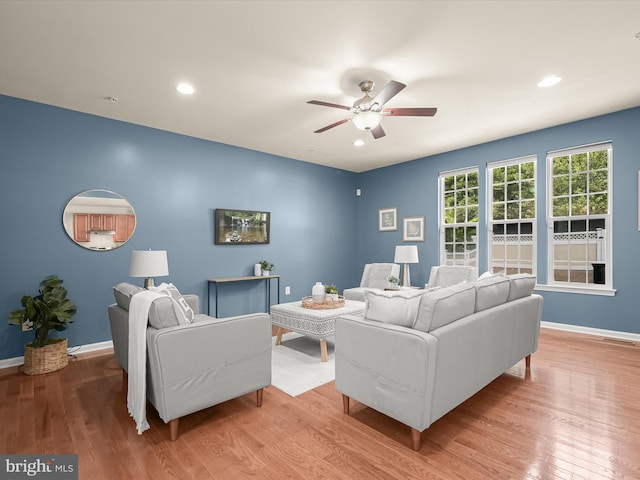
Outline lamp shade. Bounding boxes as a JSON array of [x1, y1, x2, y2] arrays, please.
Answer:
[[352, 111, 382, 131], [394, 245, 419, 264], [129, 250, 169, 278]]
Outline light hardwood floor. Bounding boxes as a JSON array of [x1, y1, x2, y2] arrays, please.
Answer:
[[1, 328, 639, 479]]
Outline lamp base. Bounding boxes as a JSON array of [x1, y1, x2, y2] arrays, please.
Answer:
[[143, 277, 155, 289], [401, 264, 411, 287]]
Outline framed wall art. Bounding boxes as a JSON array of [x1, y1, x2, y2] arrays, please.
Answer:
[[378, 207, 398, 232], [214, 208, 270, 244], [403, 216, 425, 242]]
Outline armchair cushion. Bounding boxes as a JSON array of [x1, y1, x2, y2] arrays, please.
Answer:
[[364, 289, 424, 327]]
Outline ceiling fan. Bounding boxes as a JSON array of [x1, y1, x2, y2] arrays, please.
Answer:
[[307, 80, 437, 139]]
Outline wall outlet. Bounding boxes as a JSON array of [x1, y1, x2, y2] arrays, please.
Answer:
[[285, 286, 291, 295]]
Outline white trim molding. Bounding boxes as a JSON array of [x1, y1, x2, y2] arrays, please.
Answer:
[[541, 321, 640, 343]]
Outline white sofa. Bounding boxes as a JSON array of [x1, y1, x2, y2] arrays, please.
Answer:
[[335, 274, 542, 450]]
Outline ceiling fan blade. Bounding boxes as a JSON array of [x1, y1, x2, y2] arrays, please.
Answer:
[[307, 100, 351, 111], [371, 80, 406, 109], [370, 124, 386, 139], [313, 118, 350, 133], [383, 107, 438, 117]]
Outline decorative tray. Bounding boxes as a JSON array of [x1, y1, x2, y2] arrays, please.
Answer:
[[301, 295, 345, 310]]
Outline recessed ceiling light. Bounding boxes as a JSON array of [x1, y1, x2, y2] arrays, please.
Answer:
[[537, 75, 562, 88], [353, 139, 365, 147], [176, 83, 195, 95]]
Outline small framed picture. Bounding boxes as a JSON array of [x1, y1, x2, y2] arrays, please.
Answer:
[[403, 216, 425, 242], [378, 207, 398, 232]]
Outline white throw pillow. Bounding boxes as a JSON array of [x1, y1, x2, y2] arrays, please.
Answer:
[[364, 289, 424, 327], [506, 274, 536, 301], [151, 282, 195, 325]]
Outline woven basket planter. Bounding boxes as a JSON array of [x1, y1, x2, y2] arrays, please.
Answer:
[[23, 338, 68, 375]]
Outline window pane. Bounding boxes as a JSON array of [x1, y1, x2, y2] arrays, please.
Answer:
[[468, 188, 478, 206], [506, 165, 520, 181], [553, 156, 569, 175], [521, 162, 535, 179], [506, 202, 520, 220], [445, 227, 453, 242], [553, 175, 569, 196], [444, 208, 455, 224], [572, 153, 587, 172], [521, 200, 535, 219], [572, 173, 587, 194], [468, 206, 479, 223], [507, 183, 520, 201], [589, 171, 607, 193], [590, 149, 608, 170], [571, 195, 587, 215], [444, 176, 455, 191], [493, 168, 505, 183], [455, 227, 465, 242], [456, 175, 466, 189], [493, 203, 505, 220], [521, 181, 535, 199], [444, 191, 455, 208], [467, 172, 478, 188], [456, 208, 466, 223], [553, 197, 569, 216], [493, 186, 505, 202], [589, 194, 608, 214], [456, 190, 467, 206]]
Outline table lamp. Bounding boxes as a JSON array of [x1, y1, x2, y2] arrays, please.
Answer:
[[394, 245, 419, 287], [129, 250, 169, 288]]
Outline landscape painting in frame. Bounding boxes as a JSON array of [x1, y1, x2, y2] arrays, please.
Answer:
[[215, 209, 270, 244]]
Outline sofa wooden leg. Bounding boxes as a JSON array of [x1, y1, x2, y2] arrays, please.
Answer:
[[256, 388, 264, 407], [525, 354, 531, 368], [411, 428, 421, 451], [342, 394, 350, 414], [275, 327, 284, 345], [169, 418, 180, 441]]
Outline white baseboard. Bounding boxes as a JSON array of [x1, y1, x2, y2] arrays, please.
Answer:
[[0, 340, 114, 371], [541, 321, 640, 343]]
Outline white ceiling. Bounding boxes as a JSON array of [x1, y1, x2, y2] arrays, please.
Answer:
[[1, 1, 639, 173]]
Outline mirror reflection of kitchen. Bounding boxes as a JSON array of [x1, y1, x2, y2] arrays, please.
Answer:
[[62, 189, 136, 251]]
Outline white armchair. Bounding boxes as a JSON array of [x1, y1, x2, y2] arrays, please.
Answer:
[[426, 265, 477, 289], [343, 263, 401, 302]]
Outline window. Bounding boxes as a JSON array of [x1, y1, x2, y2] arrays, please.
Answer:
[[487, 156, 536, 275], [439, 167, 479, 267], [547, 143, 612, 289]]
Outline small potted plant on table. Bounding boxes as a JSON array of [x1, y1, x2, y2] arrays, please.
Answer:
[[325, 284, 339, 302], [8, 275, 77, 375], [387, 275, 400, 290], [259, 260, 274, 276]]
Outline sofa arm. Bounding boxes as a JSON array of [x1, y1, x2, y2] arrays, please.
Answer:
[[146, 313, 272, 422], [335, 315, 439, 432]]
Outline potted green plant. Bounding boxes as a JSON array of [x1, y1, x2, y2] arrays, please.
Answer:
[[325, 284, 339, 302], [387, 275, 399, 290], [8, 275, 77, 375], [259, 260, 274, 276]]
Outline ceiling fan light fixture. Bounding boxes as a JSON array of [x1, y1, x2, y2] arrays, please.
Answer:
[[537, 75, 562, 88], [352, 111, 382, 131], [176, 83, 195, 95]]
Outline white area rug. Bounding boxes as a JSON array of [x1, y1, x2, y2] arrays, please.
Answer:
[[271, 332, 335, 397]]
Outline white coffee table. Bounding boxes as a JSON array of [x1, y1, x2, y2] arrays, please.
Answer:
[[270, 299, 366, 362]]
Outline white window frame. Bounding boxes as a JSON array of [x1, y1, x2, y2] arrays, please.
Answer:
[[542, 142, 615, 296], [438, 166, 479, 269], [486, 155, 537, 276]]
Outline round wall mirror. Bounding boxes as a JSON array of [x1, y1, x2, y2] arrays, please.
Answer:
[[63, 189, 136, 251]]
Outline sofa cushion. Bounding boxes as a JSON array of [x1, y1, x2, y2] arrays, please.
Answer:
[[151, 282, 195, 325], [507, 274, 536, 301], [364, 289, 424, 327], [413, 283, 476, 332], [148, 296, 183, 329], [474, 275, 510, 312], [113, 282, 145, 311]]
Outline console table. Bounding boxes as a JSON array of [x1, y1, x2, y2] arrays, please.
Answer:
[[207, 275, 280, 317]]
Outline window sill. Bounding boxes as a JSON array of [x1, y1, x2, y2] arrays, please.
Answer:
[[534, 284, 616, 297]]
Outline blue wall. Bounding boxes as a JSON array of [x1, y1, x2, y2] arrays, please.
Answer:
[[357, 107, 640, 334], [2, 95, 639, 361], [0, 95, 360, 360]]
